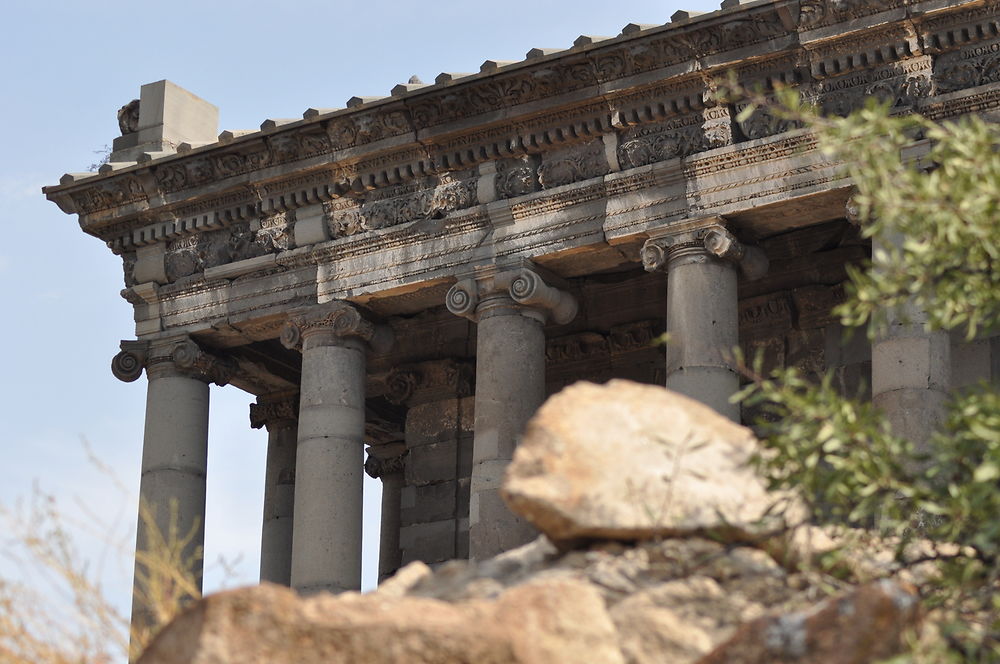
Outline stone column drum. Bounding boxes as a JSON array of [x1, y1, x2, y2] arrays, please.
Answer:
[[281, 302, 392, 595], [643, 223, 768, 421], [447, 267, 577, 559], [112, 338, 235, 639], [250, 393, 299, 586], [870, 231, 950, 451]]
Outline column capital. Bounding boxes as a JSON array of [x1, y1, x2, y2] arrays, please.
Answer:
[[364, 450, 407, 479], [112, 340, 149, 382], [111, 337, 237, 385], [641, 221, 768, 280], [250, 393, 299, 431], [280, 301, 393, 353], [169, 338, 238, 385], [382, 359, 474, 406], [446, 266, 578, 325]]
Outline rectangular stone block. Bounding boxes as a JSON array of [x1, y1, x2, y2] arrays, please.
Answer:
[[793, 284, 845, 331], [400, 519, 456, 565], [400, 481, 457, 527], [405, 439, 458, 486], [406, 399, 460, 447]]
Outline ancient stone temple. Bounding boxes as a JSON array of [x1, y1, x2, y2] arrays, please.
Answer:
[[44, 0, 1000, 636]]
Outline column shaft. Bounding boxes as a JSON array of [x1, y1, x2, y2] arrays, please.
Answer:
[[470, 304, 545, 559], [665, 253, 740, 421], [131, 372, 210, 634], [872, 301, 950, 451], [290, 337, 367, 595], [259, 419, 297, 585], [378, 470, 403, 582]]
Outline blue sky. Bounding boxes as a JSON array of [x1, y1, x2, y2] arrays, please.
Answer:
[[0, 0, 723, 631]]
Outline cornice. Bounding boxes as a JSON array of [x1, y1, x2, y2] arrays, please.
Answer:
[[45, 1, 993, 276]]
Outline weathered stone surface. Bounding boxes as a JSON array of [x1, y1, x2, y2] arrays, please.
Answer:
[[698, 580, 921, 664], [139, 577, 624, 664], [502, 380, 780, 543]]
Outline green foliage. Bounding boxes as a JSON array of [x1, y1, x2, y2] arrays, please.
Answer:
[[726, 86, 1000, 660]]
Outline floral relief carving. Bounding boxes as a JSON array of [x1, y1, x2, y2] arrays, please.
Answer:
[[934, 44, 1000, 93], [327, 174, 478, 238], [496, 157, 540, 199], [163, 213, 294, 281], [70, 176, 146, 214], [799, 0, 899, 29], [617, 108, 732, 169], [537, 140, 609, 189]]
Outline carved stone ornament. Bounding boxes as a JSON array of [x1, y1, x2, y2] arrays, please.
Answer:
[[446, 267, 578, 325], [281, 302, 393, 354], [249, 395, 299, 430], [364, 452, 407, 479], [111, 340, 149, 382], [171, 339, 238, 386], [642, 225, 769, 281], [383, 359, 474, 406], [117, 99, 140, 135]]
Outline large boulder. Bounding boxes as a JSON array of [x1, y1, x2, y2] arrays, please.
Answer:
[[698, 580, 921, 664], [502, 380, 782, 543], [139, 576, 625, 664]]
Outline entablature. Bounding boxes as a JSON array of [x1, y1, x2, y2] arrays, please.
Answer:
[[43, 0, 1000, 343]]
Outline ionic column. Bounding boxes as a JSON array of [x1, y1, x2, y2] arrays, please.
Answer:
[[870, 230, 950, 451], [280, 302, 392, 595], [643, 222, 768, 421], [249, 393, 299, 586], [112, 337, 235, 641], [447, 266, 577, 559], [364, 450, 406, 582]]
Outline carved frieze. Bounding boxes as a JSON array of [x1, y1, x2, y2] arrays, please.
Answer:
[[608, 320, 658, 354], [798, 0, 902, 30], [546, 332, 609, 364], [495, 157, 540, 199], [325, 107, 413, 149], [538, 140, 609, 189], [162, 213, 292, 282], [69, 176, 146, 214], [327, 172, 478, 238], [617, 106, 732, 169], [934, 39, 1000, 94], [818, 57, 934, 117]]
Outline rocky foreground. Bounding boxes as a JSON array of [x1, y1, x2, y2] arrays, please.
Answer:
[[140, 380, 922, 664]]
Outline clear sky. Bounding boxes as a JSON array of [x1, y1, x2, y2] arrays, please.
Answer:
[[0, 0, 724, 632]]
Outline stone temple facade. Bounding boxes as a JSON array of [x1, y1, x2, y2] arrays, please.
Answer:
[[44, 0, 1000, 635]]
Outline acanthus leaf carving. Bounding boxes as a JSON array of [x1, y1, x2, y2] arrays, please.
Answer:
[[537, 140, 609, 189], [496, 156, 541, 199]]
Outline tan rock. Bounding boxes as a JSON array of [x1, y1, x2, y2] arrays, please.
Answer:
[[502, 380, 780, 543], [139, 578, 624, 664], [697, 580, 922, 664]]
